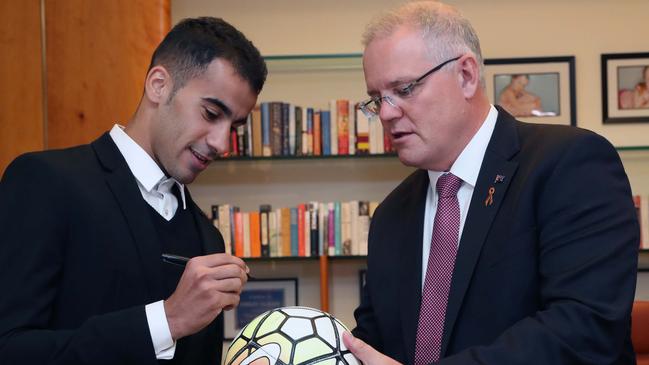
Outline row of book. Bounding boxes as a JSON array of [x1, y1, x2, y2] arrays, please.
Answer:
[[634, 195, 649, 249], [210, 201, 380, 258], [228, 99, 395, 158]]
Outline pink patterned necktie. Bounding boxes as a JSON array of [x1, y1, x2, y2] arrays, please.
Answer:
[[415, 173, 463, 365]]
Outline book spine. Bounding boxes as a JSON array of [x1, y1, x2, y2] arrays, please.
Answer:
[[289, 104, 296, 155], [310, 202, 319, 257], [337, 99, 350, 155], [242, 212, 251, 258], [297, 204, 306, 257], [281, 207, 291, 257], [295, 106, 303, 156], [328, 202, 335, 256], [329, 100, 338, 155], [335, 201, 342, 256], [249, 211, 261, 258], [306, 108, 314, 155], [252, 105, 262, 157], [348, 100, 356, 155], [260, 204, 271, 257], [234, 211, 243, 257], [261, 102, 272, 156], [270, 102, 282, 156], [321, 110, 331, 156], [313, 111, 322, 156], [359, 201, 370, 256], [281, 103, 290, 156]]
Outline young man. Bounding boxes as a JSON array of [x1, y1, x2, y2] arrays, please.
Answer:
[[343, 2, 638, 364], [0, 17, 266, 365]]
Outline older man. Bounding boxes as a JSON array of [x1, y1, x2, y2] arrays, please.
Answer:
[[344, 2, 638, 365]]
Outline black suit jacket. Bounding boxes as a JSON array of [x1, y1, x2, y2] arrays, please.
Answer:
[[0, 133, 225, 365], [353, 108, 639, 364]]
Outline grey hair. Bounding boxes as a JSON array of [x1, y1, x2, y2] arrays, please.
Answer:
[[362, 1, 485, 85]]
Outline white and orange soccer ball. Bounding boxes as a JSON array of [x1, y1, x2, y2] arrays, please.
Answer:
[[224, 306, 360, 365]]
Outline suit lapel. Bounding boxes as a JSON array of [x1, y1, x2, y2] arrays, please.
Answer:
[[440, 108, 521, 356], [398, 170, 430, 365], [91, 133, 165, 301], [185, 188, 224, 255]]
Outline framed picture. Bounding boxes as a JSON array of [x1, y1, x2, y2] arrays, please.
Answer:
[[601, 52, 649, 124], [484, 56, 576, 126], [224, 278, 298, 340]]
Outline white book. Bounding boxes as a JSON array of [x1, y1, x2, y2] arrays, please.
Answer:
[[350, 200, 359, 255], [348, 101, 356, 155], [640, 195, 649, 249], [304, 206, 311, 257], [329, 100, 338, 155], [289, 104, 296, 155], [218, 204, 232, 255], [246, 114, 253, 157], [269, 210, 278, 257]]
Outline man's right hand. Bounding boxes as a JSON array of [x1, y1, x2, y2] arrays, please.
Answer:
[[164, 253, 248, 340]]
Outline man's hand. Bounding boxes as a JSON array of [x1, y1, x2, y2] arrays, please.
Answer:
[[164, 253, 248, 340], [343, 332, 402, 365]]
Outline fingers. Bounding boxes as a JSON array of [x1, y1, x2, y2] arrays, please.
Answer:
[[343, 332, 402, 365], [190, 253, 248, 271]]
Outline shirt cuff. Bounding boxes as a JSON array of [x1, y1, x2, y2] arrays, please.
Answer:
[[145, 300, 176, 360]]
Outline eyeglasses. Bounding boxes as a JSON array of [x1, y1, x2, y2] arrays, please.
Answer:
[[360, 55, 461, 118]]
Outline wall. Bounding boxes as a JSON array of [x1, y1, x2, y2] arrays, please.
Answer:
[[172, 0, 649, 334], [0, 0, 44, 176], [0, 0, 170, 175]]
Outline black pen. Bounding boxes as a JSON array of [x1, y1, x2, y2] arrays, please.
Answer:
[[161, 253, 253, 280]]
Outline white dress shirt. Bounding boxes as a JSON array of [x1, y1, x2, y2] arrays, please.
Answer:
[[109, 124, 186, 359], [421, 106, 498, 288]]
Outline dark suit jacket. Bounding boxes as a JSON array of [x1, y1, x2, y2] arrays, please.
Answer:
[[353, 108, 639, 364], [0, 133, 225, 365]]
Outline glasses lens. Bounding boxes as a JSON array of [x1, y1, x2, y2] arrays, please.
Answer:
[[361, 99, 378, 117]]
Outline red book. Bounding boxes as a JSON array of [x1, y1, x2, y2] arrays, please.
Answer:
[[234, 212, 244, 257], [249, 212, 261, 257], [336, 100, 350, 155]]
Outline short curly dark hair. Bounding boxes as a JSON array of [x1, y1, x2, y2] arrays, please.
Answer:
[[148, 17, 267, 96]]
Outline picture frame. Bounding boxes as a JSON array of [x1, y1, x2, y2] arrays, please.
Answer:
[[224, 278, 298, 340], [601, 52, 649, 124], [484, 56, 576, 126]]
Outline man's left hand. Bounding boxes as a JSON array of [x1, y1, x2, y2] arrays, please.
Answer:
[[342, 332, 402, 365]]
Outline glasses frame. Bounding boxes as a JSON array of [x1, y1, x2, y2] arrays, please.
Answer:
[[360, 55, 462, 118]]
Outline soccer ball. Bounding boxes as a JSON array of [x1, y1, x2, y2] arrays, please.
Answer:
[[224, 306, 360, 365]]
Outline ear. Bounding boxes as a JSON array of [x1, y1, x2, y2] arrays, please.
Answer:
[[144, 65, 173, 105], [456, 54, 481, 99]]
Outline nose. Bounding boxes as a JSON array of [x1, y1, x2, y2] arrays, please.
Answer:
[[378, 96, 403, 122], [206, 122, 231, 157]]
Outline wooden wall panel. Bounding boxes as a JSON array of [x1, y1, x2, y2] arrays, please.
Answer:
[[0, 0, 44, 175], [45, 0, 170, 149]]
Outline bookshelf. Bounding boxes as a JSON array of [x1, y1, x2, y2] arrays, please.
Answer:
[[190, 52, 649, 327]]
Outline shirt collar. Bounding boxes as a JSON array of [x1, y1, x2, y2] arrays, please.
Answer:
[[109, 124, 186, 209], [428, 104, 498, 187]]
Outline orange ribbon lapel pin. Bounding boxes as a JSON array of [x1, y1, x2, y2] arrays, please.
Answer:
[[485, 174, 505, 207]]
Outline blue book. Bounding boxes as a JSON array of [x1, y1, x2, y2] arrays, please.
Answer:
[[261, 103, 270, 155], [321, 110, 331, 155], [290, 207, 299, 256]]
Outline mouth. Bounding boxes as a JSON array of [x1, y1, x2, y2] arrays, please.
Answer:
[[391, 131, 412, 142], [190, 147, 212, 167]]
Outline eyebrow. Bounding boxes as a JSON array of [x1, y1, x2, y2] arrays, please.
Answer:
[[202, 97, 233, 118]]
